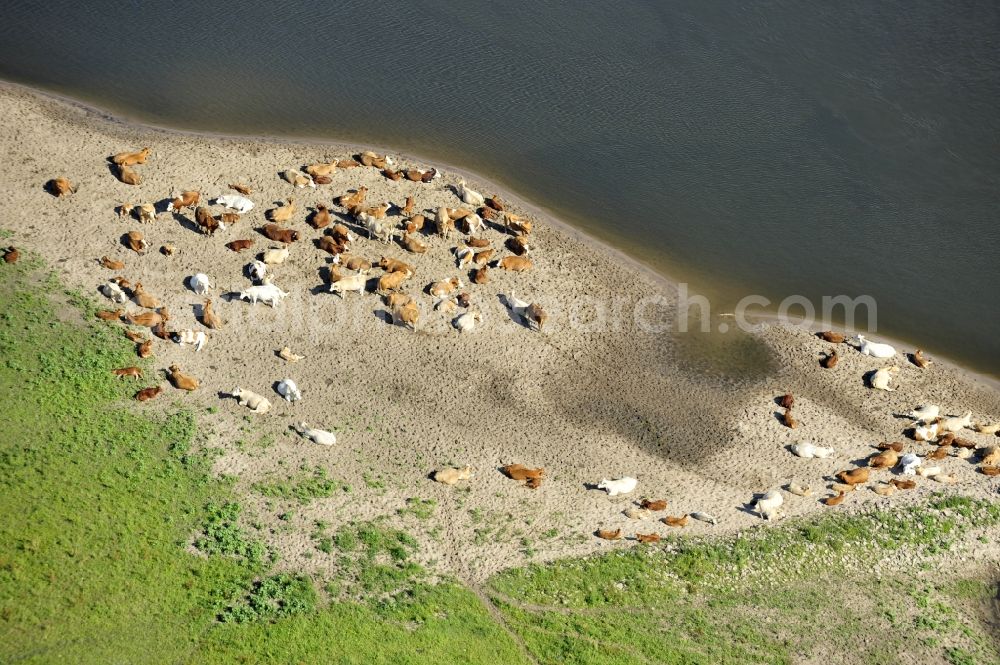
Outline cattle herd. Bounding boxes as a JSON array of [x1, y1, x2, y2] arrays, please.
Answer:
[[578, 333, 999, 543], [41, 145, 546, 388]]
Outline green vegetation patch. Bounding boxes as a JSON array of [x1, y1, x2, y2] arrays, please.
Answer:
[[0, 260, 254, 662], [194, 502, 266, 565], [195, 582, 529, 664], [331, 520, 425, 598], [220, 573, 317, 623], [398, 496, 437, 520], [251, 466, 348, 504], [488, 498, 1000, 664]]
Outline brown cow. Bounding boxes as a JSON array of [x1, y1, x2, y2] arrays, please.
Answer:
[[506, 235, 530, 256], [309, 205, 332, 229], [125, 311, 163, 328], [167, 365, 199, 391], [496, 255, 532, 272], [46, 177, 76, 197], [400, 234, 427, 254], [261, 224, 298, 244], [378, 257, 414, 276], [465, 236, 490, 248], [304, 162, 337, 178], [266, 198, 297, 223], [115, 165, 141, 186], [329, 224, 353, 244], [318, 235, 346, 255], [201, 299, 223, 329], [404, 214, 425, 234], [100, 256, 125, 270], [131, 283, 162, 309], [342, 255, 372, 272], [111, 147, 151, 166], [336, 188, 367, 209], [126, 231, 147, 254], [168, 191, 200, 212], [134, 385, 163, 401], [377, 270, 410, 293], [817, 331, 847, 344], [194, 206, 221, 235], [501, 464, 544, 481], [226, 239, 254, 252]]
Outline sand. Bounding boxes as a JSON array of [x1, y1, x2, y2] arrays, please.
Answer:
[[0, 82, 997, 584]]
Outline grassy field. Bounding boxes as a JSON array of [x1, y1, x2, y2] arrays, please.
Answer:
[[488, 498, 1000, 664], [0, 252, 997, 664]]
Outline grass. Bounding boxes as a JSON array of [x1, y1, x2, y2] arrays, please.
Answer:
[[194, 502, 267, 565], [488, 500, 1000, 664], [220, 573, 318, 623], [0, 262, 254, 662], [398, 497, 437, 520], [362, 471, 386, 490], [331, 520, 427, 598], [1, 254, 998, 664], [194, 582, 528, 664], [251, 466, 349, 504]]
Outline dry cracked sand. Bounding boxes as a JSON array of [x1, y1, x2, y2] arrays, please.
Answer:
[[1, 83, 998, 583]]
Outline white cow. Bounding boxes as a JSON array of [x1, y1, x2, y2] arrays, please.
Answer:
[[855, 335, 896, 358], [907, 404, 940, 423], [597, 477, 638, 496], [294, 422, 336, 446], [174, 329, 207, 352], [247, 260, 267, 282], [239, 283, 288, 307], [753, 490, 783, 520], [453, 311, 482, 333], [277, 378, 302, 403], [899, 453, 922, 475], [215, 194, 254, 214], [457, 179, 485, 207], [262, 247, 289, 265], [789, 442, 835, 459], [938, 412, 972, 433], [329, 273, 367, 297], [358, 212, 394, 244], [464, 212, 485, 235], [189, 273, 212, 295], [100, 281, 127, 303], [870, 367, 899, 391], [231, 387, 271, 413]]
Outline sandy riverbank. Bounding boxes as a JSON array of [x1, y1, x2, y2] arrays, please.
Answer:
[[0, 83, 997, 582]]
